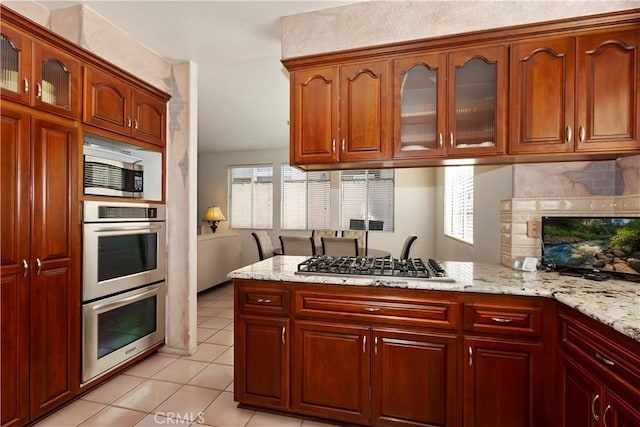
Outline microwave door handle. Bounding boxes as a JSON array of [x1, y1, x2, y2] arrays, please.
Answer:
[[93, 225, 163, 232], [91, 287, 159, 312]]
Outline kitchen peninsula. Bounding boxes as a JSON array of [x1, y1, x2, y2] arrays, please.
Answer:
[[231, 256, 640, 427]]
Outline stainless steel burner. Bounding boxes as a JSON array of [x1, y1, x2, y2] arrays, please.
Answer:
[[295, 256, 454, 282]]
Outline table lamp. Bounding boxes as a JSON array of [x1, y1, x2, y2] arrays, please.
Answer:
[[203, 206, 226, 233]]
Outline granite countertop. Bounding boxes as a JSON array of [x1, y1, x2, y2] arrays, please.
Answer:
[[228, 256, 640, 342]]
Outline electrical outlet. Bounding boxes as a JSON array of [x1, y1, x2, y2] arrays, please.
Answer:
[[527, 220, 541, 238]]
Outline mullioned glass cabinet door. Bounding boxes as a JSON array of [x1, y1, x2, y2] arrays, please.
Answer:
[[447, 46, 507, 156], [1, 24, 31, 105], [393, 53, 446, 159], [32, 43, 80, 118]]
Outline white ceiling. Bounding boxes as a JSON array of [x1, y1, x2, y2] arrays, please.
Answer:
[[38, 1, 360, 153]]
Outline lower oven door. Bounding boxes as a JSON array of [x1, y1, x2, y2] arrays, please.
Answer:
[[82, 282, 166, 384]]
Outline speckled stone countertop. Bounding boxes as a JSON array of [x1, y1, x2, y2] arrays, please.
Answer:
[[229, 256, 640, 342]]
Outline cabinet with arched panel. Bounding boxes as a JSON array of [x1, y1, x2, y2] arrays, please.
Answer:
[[510, 29, 639, 155], [290, 60, 391, 166], [393, 46, 507, 159], [1, 21, 80, 119]]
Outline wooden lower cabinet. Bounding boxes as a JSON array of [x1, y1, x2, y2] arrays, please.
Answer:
[[292, 321, 371, 425], [291, 321, 457, 427], [463, 337, 541, 427], [372, 329, 457, 427], [235, 315, 290, 410]]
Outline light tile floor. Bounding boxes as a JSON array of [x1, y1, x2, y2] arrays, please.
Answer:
[[36, 282, 337, 427]]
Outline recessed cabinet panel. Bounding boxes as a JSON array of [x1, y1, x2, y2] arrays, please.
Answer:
[[84, 66, 130, 135], [291, 67, 338, 164], [394, 53, 447, 159], [576, 30, 640, 152], [132, 90, 166, 146], [339, 61, 390, 161], [510, 38, 575, 153]]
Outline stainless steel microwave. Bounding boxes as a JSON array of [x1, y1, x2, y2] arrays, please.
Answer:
[[83, 144, 143, 198]]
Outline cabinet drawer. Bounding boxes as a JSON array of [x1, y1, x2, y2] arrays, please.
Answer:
[[295, 291, 459, 328], [464, 303, 542, 337], [559, 312, 640, 391], [238, 287, 289, 316]]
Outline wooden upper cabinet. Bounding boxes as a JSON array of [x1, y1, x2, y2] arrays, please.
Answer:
[[338, 61, 391, 162], [1, 23, 79, 119], [291, 66, 338, 165], [576, 29, 640, 153], [393, 46, 507, 160], [447, 46, 507, 157], [290, 60, 390, 166], [393, 53, 447, 159], [510, 37, 576, 154], [83, 65, 167, 146], [510, 29, 640, 155], [1, 23, 32, 105]]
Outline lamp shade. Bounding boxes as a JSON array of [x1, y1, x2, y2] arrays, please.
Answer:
[[204, 206, 226, 222]]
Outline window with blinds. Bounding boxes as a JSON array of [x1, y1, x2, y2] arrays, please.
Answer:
[[228, 166, 273, 229], [444, 166, 474, 244], [281, 165, 330, 230], [340, 170, 394, 232]]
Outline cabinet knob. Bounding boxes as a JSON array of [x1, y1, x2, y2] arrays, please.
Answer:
[[134, 119, 139, 131], [362, 335, 366, 353], [332, 139, 336, 153], [36, 82, 42, 98], [281, 326, 286, 345], [566, 126, 572, 143], [22, 259, 28, 277], [341, 138, 345, 152], [35, 258, 42, 275], [579, 125, 585, 143], [439, 133, 443, 148], [127, 118, 132, 128], [468, 346, 473, 366], [449, 132, 454, 148], [23, 78, 29, 94]]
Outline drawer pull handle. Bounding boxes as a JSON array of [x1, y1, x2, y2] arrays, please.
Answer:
[[362, 307, 380, 312], [603, 404, 611, 427], [591, 394, 600, 421], [22, 259, 29, 277], [24, 78, 29, 93], [490, 317, 513, 323], [362, 335, 366, 353], [257, 298, 272, 304], [374, 336, 378, 355], [468, 346, 473, 366], [281, 326, 285, 345], [595, 352, 614, 366]]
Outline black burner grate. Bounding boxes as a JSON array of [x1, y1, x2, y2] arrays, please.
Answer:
[[296, 256, 449, 280]]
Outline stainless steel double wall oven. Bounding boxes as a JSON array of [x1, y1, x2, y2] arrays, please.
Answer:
[[81, 201, 166, 383]]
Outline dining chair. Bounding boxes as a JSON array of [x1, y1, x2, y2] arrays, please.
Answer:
[[279, 236, 315, 256], [342, 230, 367, 256], [400, 235, 418, 259], [322, 237, 358, 257], [252, 231, 275, 260], [311, 229, 337, 248]]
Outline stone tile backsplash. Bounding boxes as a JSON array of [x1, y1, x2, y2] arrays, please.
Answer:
[[500, 195, 640, 267]]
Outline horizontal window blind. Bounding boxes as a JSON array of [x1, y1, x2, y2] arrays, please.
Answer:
[[281, 165, 330, 230], [229, 166, 273, 229], [444, 166, 473, 244], [340, 169, 394, 232]]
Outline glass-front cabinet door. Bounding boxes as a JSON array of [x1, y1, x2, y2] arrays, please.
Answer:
[[447, 46, 507, 156], [32, 43, 79, 118], [394, 53, 446, 158], [1, 23, 31, 104]]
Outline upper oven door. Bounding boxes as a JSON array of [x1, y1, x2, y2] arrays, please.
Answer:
[[83, 220, 166, 301]]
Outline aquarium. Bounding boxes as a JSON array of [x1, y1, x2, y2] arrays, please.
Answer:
[[541, 216, 640, 281]]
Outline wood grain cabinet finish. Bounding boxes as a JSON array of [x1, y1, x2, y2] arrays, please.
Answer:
[[1, 106, 80, 425], [510, 28, 640, 155], [235, 315, 290, 410], [463, 336, 542, 427], [558, 308, 640, 427], [84, 66, 167, 146], [1, 22, 80, 119], [290, 60, 391, 166]]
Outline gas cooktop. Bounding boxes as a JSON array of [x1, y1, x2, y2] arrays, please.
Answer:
[[296, 256, 455, 282]]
